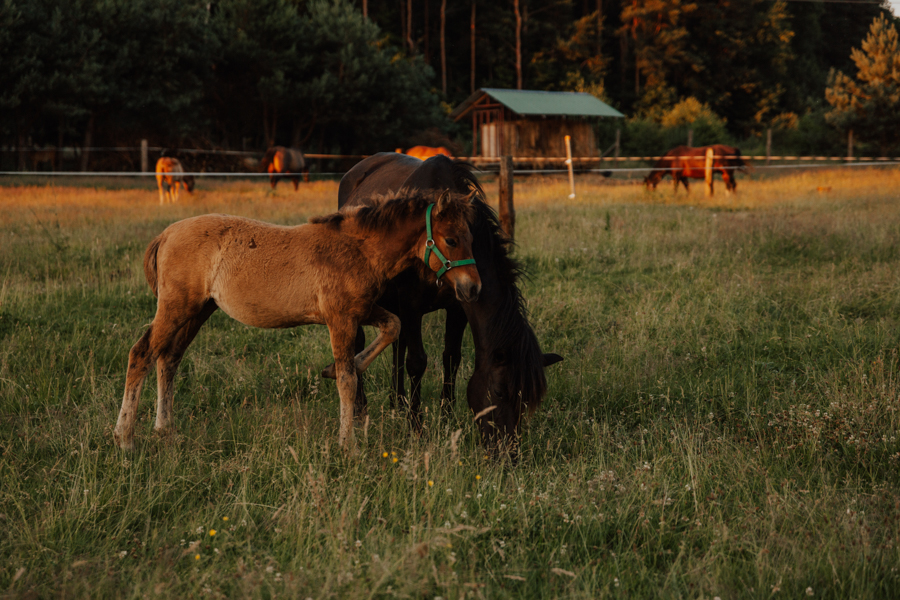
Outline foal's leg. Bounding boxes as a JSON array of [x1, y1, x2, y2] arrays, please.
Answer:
[[326, 306, 400, 450], [154, 301, 217, 434], [440, 303, 468, 421], [327, 320, 360, 451], [114, 309, 192, 449], [355, 306, 402, 374]]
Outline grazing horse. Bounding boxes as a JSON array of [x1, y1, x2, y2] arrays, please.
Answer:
[[336, 152, 563, 456], [398, 146, 453, 160], [155, 157, 195, 204], [260, 146, 308, 190], [645, 145, 746, 193], [113, 191, 481, 452]]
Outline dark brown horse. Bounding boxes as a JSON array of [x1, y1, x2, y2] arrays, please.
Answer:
[[645, 145, 745, 193], [335, 152, 562, 457], [113, 191, 481, 452], [260, 146, 308, 190]]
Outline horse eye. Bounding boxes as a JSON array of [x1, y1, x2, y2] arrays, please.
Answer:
[[445, 237, 457, 248]]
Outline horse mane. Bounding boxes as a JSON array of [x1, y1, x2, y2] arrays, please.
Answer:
[[468, 197, 549, 415], [309, 190, 476, 230]]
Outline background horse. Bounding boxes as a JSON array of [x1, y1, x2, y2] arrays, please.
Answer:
[[398, 146, 453, 160], [113, 192, 480, 452], [29, 147, 57, 171], [645, 145, 746, 193], [155, 157, 195, 204], [260, 146, 308, 190], [337, 152, 562, 456]]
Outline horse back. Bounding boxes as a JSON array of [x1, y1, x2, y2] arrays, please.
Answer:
[[338, 152, 422, 208]]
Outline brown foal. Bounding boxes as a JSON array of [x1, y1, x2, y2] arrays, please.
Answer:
[[113, 191, 481, 452]]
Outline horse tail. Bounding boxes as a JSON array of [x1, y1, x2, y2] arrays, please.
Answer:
[[143, 235, 163, 298]]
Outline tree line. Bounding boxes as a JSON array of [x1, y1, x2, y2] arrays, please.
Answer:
[[1, 0, 896, 168]]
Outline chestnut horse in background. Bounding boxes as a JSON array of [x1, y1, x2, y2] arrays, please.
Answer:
[[398, 146, 453, 160], [113, 191, 481, 453], [337, 153, 562, 457], [155, 157, 195, 204], [645, 145, 746, 193], [260, 146, 309, 190]]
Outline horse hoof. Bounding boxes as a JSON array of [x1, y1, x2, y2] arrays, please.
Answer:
[[114, 433, 134, 451], [321, 364, 337, 379]]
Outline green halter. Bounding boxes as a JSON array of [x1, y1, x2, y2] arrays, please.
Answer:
[[423, 203, 476, 281]]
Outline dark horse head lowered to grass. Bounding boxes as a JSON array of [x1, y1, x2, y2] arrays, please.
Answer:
[[259, 146, 309, 190], [113, 191, 480, 454], [334, 152, 563, 457], [645, 145, 746, 193]]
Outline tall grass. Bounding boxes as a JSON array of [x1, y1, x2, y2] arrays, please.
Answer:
[[1, 169, 899, 598]]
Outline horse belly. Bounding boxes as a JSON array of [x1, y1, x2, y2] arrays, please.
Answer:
[[212, 273, 322, 329]]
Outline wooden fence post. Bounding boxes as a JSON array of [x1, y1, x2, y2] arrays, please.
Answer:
[[564, 135, 575, 199], [499, 156, 515, 240], [614, 128, 621, 160], [705, 146, 714, 197], [687, 128, 693, 148], [766, 129, 772, 166], [847, 129, 854, 162], [141, 139, 148, 173]]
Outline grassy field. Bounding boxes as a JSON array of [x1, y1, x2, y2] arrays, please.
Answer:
[[1, 168, 900, 599]]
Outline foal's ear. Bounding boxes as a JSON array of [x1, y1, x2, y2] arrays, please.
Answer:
[[435, 189, 452, 214], [542, 353, 563, 367], [465, 189, 478, 204]]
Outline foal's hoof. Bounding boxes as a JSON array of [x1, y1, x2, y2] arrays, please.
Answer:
[[113, 432, 134, 451], [321, 363, 336, 379]]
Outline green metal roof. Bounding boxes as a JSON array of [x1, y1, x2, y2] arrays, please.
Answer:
[[451, 88, 625, 120]]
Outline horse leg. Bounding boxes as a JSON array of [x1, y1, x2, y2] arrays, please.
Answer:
[[391, 335, 407, 410], [724, 171, 736, 194], [326, 320, 360, 451], [154, 301, 218, 435], [158, 182, 165, 205], [403, 312, 427, 433], [355, 305, 401, 374], [114, 307, 193, 449], [292, 175, 299, 191], [353, 326, 368, 418], [440, 303, 468, 421]]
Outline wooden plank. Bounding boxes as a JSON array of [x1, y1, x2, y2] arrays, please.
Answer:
[[499, 156, 515, 240]]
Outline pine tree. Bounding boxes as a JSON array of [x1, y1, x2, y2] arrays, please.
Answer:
[[826, 13, 900, 156]]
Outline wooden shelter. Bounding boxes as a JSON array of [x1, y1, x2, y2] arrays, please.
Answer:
[[450, 88, 624, 159]]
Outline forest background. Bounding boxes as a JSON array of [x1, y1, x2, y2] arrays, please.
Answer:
[[1, 0, 897, 167]]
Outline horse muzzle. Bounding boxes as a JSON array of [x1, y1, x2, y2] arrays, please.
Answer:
[[454, 276, 481, 303]]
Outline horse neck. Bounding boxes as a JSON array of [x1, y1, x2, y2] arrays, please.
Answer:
[[461, 227, 547, 407], [354, 213, 425, 282]]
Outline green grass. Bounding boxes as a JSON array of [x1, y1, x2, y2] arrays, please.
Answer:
[[1, 170, 900, 598]]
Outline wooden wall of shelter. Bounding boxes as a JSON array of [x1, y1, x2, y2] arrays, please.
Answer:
[[498, 119, 596, 158]]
